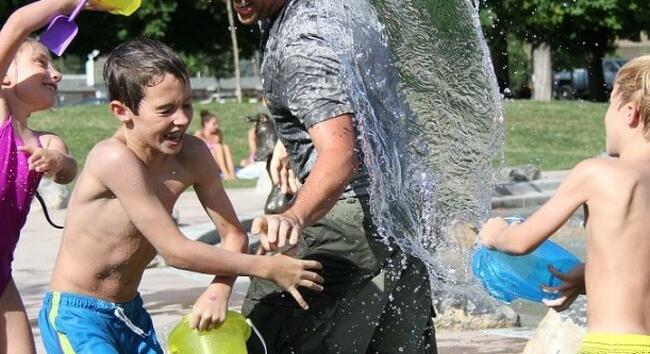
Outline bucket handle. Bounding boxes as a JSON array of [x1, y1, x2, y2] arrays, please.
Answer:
[[246, 318, 268, 354]]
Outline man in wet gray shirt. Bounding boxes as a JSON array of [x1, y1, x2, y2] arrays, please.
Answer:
[[232, 0, 437, 353]]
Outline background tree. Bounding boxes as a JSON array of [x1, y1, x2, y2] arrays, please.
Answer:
[[481, 0, 650, 102], [1, 0, 261, 78]]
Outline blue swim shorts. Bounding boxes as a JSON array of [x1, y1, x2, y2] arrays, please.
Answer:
[[38, 291, 163, 354]]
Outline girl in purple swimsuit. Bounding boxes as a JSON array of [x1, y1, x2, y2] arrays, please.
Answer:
[[0, 1, 96, 352]]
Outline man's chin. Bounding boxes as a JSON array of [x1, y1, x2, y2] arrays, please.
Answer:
[[236, 13, 258, 25]]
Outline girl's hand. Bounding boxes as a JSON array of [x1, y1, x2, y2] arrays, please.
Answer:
[[18, 145, 65, 177]]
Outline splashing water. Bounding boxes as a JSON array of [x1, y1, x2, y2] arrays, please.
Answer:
[[310, 0, 503, 303]]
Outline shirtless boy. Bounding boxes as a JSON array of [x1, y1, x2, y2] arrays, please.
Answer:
[[37, 38, 322, 354], [481, 56, 650, 353]]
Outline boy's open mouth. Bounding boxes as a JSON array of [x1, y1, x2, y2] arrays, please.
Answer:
[[164, 131, 184, 144]]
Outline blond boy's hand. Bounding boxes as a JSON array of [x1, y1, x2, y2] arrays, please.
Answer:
[[479, 217, 509, 249], [266, 254, 324, 310], [189, 283, 231, 331], [541, 264, 586, 312]]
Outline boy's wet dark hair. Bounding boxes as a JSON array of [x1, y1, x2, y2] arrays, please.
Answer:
[[103, 37, 189, 114]]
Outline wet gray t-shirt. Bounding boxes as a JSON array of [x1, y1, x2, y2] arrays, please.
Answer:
[[260, 0, 370, 198]]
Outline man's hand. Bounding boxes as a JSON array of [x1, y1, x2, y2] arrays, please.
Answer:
[[479, 217, 509, 249], [541, 263, 586, 312], [18, 145, 66, 177], [252, 210, 303, 252], [270, 141, 299, 194], [189, 283, 232, 331]]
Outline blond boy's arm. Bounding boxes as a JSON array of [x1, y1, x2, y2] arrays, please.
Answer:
[[481, 159, 599, 254]]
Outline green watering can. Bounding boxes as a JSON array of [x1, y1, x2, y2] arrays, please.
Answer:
[[167, 311, 267, 354]]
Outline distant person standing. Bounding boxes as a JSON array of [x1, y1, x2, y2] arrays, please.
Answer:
[[195, 110, 236, 180]]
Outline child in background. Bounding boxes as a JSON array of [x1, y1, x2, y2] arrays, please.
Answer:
[[481, 56, 650, 352], [0, 1, 86, 352], [38, 38, 323, 354], [195, 110, 236, 180]]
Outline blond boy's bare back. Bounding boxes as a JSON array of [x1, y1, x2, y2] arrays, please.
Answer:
[[581, 157, 650, 333]]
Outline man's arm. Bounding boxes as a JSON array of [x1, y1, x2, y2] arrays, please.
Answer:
[[481, 158, 600, 254], [252, 114, 357, 251]]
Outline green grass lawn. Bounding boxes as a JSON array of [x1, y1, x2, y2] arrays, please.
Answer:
[[503, 100, 606, 170], [27, 100, 607, 189]]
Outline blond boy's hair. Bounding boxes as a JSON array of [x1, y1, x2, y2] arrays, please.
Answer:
[[615, 55, 650, 133]]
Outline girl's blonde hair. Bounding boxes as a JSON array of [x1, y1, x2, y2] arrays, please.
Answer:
[[615, 55, 650, 133]]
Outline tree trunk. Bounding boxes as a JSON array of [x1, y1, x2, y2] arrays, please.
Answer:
[[586, 38, 607, 102], [225, 0, 242, 103], [532, 44, 552, 101]]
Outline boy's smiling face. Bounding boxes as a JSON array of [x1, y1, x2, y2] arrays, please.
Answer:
[[112, 74, 193, 155]]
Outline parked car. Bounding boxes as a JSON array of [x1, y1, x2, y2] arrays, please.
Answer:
[[553, 58, 627, 99]]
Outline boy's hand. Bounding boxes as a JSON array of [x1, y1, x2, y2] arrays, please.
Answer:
[[252, 210, 303, 252], [18, 145, 65, 177], [189, 283, 232, 331], [541, 263, 586, 311], [479, 217, 509, 249], [266, 254, 324, 310]]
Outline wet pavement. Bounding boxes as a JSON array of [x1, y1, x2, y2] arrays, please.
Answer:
[[16, 188, 530, 353]]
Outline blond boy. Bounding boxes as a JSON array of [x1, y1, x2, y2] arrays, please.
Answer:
[[481, 56, 650, 352]]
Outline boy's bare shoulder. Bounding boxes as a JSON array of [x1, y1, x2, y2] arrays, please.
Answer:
[[85, 138, 142, 172], [179, 134, 213, 162], [574, 157, 641, 189]]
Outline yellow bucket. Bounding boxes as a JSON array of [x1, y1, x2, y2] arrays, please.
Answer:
[[95, 0, 141, 16], [167, 311, 265, 354]]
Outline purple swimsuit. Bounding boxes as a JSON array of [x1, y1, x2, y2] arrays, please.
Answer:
[[0, 116, 42, 295]]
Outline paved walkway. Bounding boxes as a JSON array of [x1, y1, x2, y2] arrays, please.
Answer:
[[15, 188, 529, 353]]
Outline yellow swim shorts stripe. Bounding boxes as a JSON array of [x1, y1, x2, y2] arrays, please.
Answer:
[[47, 292, 76, 354], [578, 332, 650, 354]]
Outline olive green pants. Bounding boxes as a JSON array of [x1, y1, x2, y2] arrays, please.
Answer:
[[243, 197, 437, 354]]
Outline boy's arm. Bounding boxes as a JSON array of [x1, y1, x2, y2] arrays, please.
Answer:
[[481, 159, 599, 254], [90, 142, 257, 276], [89, 141, 323, 309], [190, 141, 249, 329]]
